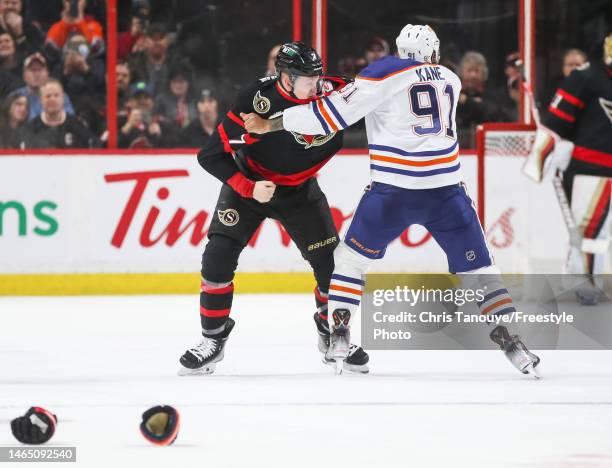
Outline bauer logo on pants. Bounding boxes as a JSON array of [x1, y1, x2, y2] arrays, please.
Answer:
[[218, 209, 239, 226], [465, 250, 476, 261]]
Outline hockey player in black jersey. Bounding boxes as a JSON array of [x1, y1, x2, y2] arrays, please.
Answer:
[[178, 42, 369, 375], [526, 34, 612, 303]]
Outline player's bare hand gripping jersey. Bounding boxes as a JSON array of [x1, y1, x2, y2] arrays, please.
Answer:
[[283, 56, 463, 189]]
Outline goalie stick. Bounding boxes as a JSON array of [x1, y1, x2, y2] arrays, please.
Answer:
[[515, 59, 582, 248]]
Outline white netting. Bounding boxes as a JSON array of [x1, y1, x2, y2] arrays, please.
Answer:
[[483, 130, 536, 157]]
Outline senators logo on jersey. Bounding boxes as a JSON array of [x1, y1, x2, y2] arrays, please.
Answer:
[[253, 91, 271, 114], [290, 131, 337, 149]]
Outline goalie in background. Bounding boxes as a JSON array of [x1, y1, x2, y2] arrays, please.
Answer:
[[524, 33, 612, 303]]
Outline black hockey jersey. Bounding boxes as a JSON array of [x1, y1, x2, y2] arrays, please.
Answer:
[[197, 75, 347, 190], [544, 62, 612, 174]]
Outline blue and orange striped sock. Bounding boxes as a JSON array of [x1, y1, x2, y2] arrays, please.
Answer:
[[327, 273, 364, 323], [478, 288, 516, 318]]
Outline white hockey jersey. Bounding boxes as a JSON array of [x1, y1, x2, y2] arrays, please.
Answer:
[[282, 56, 463, 189]]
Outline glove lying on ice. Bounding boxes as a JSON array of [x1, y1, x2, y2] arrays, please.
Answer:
[[11, 407, 58, 445], [140, 405, 180, 446]]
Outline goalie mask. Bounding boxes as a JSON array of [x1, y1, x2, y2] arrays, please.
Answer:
[[396, 24, 440, 64]]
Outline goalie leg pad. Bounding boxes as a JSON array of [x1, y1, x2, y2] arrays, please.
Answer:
[[566, 175, 611, 274]]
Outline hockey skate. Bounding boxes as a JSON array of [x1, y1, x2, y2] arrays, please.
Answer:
[[314, 312, 369, 374], [178, 318, 235, 376], [574, 278, 602, 306], [490, 325, 541, 379]]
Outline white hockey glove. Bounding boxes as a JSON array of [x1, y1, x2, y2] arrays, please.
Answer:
[[523, 127, 573, 183]]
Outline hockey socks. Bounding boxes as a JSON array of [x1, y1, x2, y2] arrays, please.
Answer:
[[200, 278, 234, 336]]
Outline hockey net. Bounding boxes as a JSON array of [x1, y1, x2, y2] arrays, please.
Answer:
[[475, 122, 570, 273], [476, 123, 536, 226], [477, 123, 536, 158]]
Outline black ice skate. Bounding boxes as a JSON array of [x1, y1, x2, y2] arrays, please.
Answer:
[[314, 312, 369, 374], [490, 325, 541, 379], [178, 318, 235, 376]]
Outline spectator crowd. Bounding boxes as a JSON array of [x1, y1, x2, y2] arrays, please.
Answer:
[[0, 0, 591, 150], [0, 0, 219, 149]]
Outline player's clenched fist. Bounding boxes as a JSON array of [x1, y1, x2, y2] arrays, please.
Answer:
[[253, 180, 276, 203], [241, 112, 271, 134]]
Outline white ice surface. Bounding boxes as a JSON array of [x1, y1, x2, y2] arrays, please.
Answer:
[[1, 294, 611, 468]]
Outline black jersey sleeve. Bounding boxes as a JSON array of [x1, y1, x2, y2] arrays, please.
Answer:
[[197, 83, 261, 196], [543, 68, 590, 140]]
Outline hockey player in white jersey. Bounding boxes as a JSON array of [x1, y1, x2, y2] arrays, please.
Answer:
[[243, 24, 541, 378]]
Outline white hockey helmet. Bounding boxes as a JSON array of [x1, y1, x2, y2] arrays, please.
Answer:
[[396, 24, 440, 63]]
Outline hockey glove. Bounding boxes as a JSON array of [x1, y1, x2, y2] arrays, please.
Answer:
[[140, 405, 180, 446], [10, 407, 57, 445]]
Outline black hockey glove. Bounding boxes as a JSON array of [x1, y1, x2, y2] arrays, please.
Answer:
[[10, 407, 58, 445], [140, 405, 180, 446]]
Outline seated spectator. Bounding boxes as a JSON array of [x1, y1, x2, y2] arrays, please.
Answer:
[[181, 89, 218, 147], [154, 62, 197, 129], [265, 44, 281, 76], [11, 52, 75, 120], [23, 79, 99, 148], [561, 48, 588, 77], [337, 56, 361, 79], [364, 37, 390, 65], [128, 22, 174, 95], [540, 48, 588, 110], [0, 67, 19, 98], [502, 52, 522, 121], [45, 0, 105, 61], [119, 81, 177, 148], [456, 51, 509, 147], [0, 0, 44, 57], [118, 12, 149, 61], [0, 91, 28, 148], [57, 32, 106, 132], [0, 32, 21, 81], [116, 61, 131, 114]]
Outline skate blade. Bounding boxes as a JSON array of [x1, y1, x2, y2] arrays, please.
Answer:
[[321, 354, 369, 374], [524, 363, 542, 380], [177, 363, 217, 376], [343, 362, 369, 374]]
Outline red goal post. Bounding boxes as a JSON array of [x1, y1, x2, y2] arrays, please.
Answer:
[[476, 123, 536, 227]]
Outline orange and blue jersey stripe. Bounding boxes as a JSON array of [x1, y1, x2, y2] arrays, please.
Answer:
[[368, 142, 460, 178], [311, 97, 348, 135]]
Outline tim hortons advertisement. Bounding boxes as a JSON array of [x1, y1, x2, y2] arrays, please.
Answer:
[[0, 154, 567, 274]]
